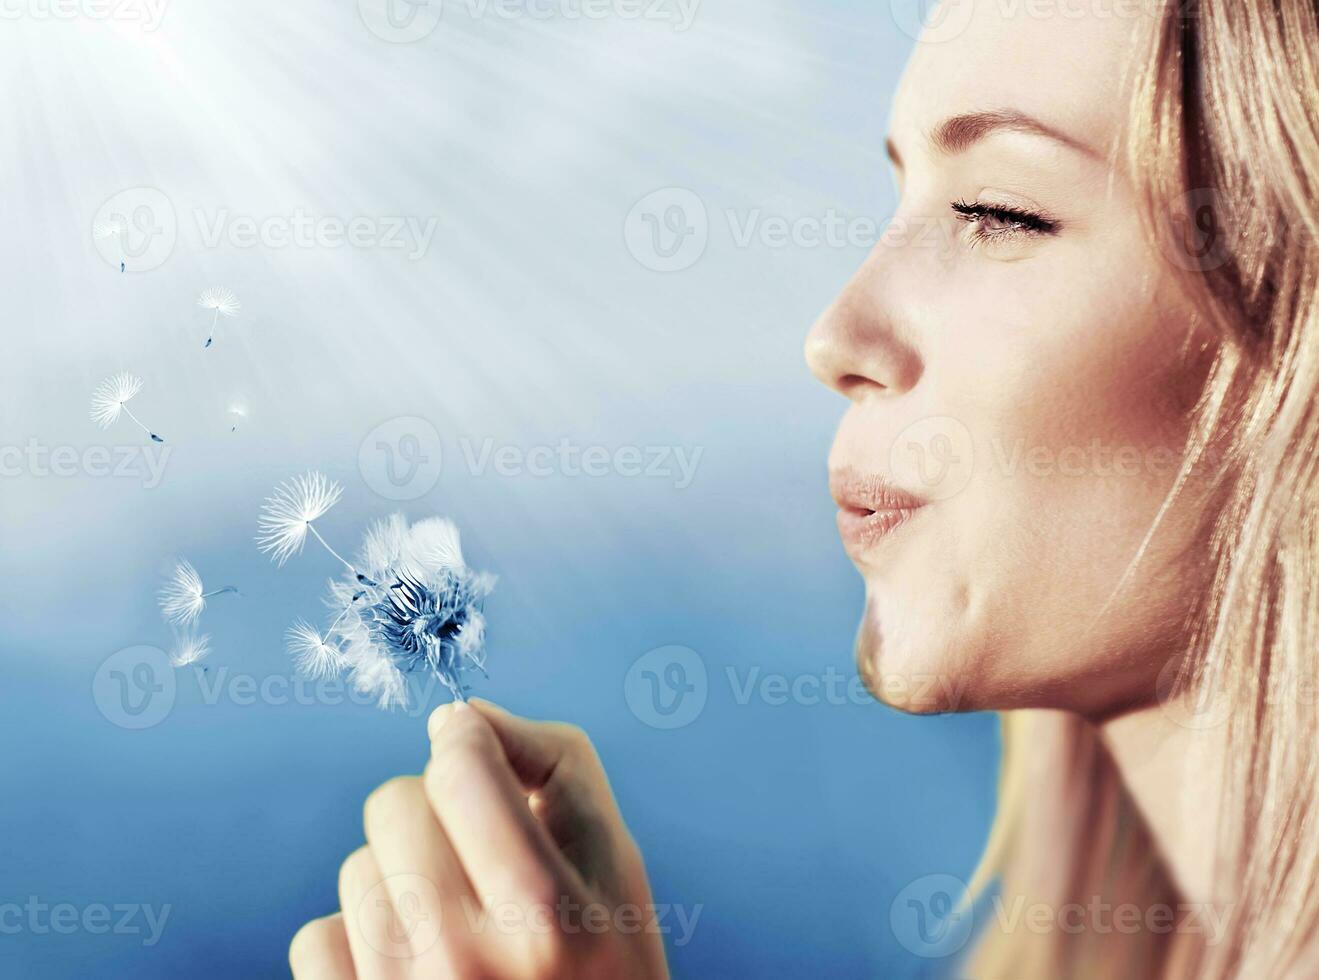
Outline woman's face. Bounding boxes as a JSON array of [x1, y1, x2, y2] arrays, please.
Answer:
[[806, 4, 1212, 718]]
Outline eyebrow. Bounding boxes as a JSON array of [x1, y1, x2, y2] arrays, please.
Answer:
[[885, 108, 1101, 169]]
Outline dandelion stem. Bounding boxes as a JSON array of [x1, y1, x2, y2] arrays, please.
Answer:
[[121, 404, 149, 435], [201, 586, 239, 599], [120, 404, 163, 442], [327, 602, 354, 636], [308, 523, 355, 574]]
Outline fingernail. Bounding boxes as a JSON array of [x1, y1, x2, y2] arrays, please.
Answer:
[[428, 703, 454, 738]]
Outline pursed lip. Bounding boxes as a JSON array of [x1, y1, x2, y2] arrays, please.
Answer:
[[830, 468, 928, 557]]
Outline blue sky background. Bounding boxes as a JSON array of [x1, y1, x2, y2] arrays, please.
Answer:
[[0, 1, 999, 975]]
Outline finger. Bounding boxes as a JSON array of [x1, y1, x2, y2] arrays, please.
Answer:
[[459, 701, 631, 859], [338, 846, 401, 980], [289, 914, 355, 980], [362, 776, 482, 969], [456, 700, 598, 795], [425, 703, 583, 912]]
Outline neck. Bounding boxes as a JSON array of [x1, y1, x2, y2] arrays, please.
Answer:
[[1098, 695, 1228, 905]]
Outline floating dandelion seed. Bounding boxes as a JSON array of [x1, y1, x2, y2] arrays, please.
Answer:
[[256, 471, 356, 570], [291, 513, 495, 709], [227, 401, 248, 433], [93, 217, 126, 242], [170, 630, 212, 668], [286, 619, 345, 679], [94, 219, 128, 272], [158, 559, 239, 627], [197, 287, 241, 348], [89, 371, 165, 443]]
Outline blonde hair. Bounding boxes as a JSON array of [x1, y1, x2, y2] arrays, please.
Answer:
[[968, 1, 1319, 977]]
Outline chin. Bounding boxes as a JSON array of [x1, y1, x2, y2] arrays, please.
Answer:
[[854, 591, 981, 716]]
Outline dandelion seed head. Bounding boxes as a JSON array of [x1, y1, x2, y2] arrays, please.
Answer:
[[89, 371, 144, 429], [287, 620, 344, 679], [455, 608, 487, 665], [170, 631, 211, 668], [326, 514, 495, 709], [93, 218, 127, 240], [348, 646, 409, 710], [361, 513, 464, 581], [198, 286, 241, 317], [159, 559, 206, 627], [404, 517, 465, 574], [360, 512, 409, 574], [256, 471, 343, 565], [227, 401, 250, 432]]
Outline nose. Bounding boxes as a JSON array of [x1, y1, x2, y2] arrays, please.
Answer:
[[804, 252, 923, 400]]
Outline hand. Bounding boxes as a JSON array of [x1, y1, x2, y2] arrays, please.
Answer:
[[289, 700, 670, 979]]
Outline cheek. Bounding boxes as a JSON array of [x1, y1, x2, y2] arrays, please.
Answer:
[[860, 254, 1208, 715]]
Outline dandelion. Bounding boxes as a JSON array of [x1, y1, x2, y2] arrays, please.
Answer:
[[170, 630, 212, 668], [197, 287, 241, 348], [90, 371, 164, 443], [291, 513, 496, 708], [256, 471, 349, 568], [286, 619, 344, 679], [93, 217, 125, 240], [158, 559, 239, 627], [94, 218, 128, 272], [227, 401, 248, 433]]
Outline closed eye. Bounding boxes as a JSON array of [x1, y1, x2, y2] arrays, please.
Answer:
[[951, 199, 1060, 246]]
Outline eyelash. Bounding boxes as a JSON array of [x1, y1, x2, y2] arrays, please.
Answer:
[[950, 199, 1059, 247]]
